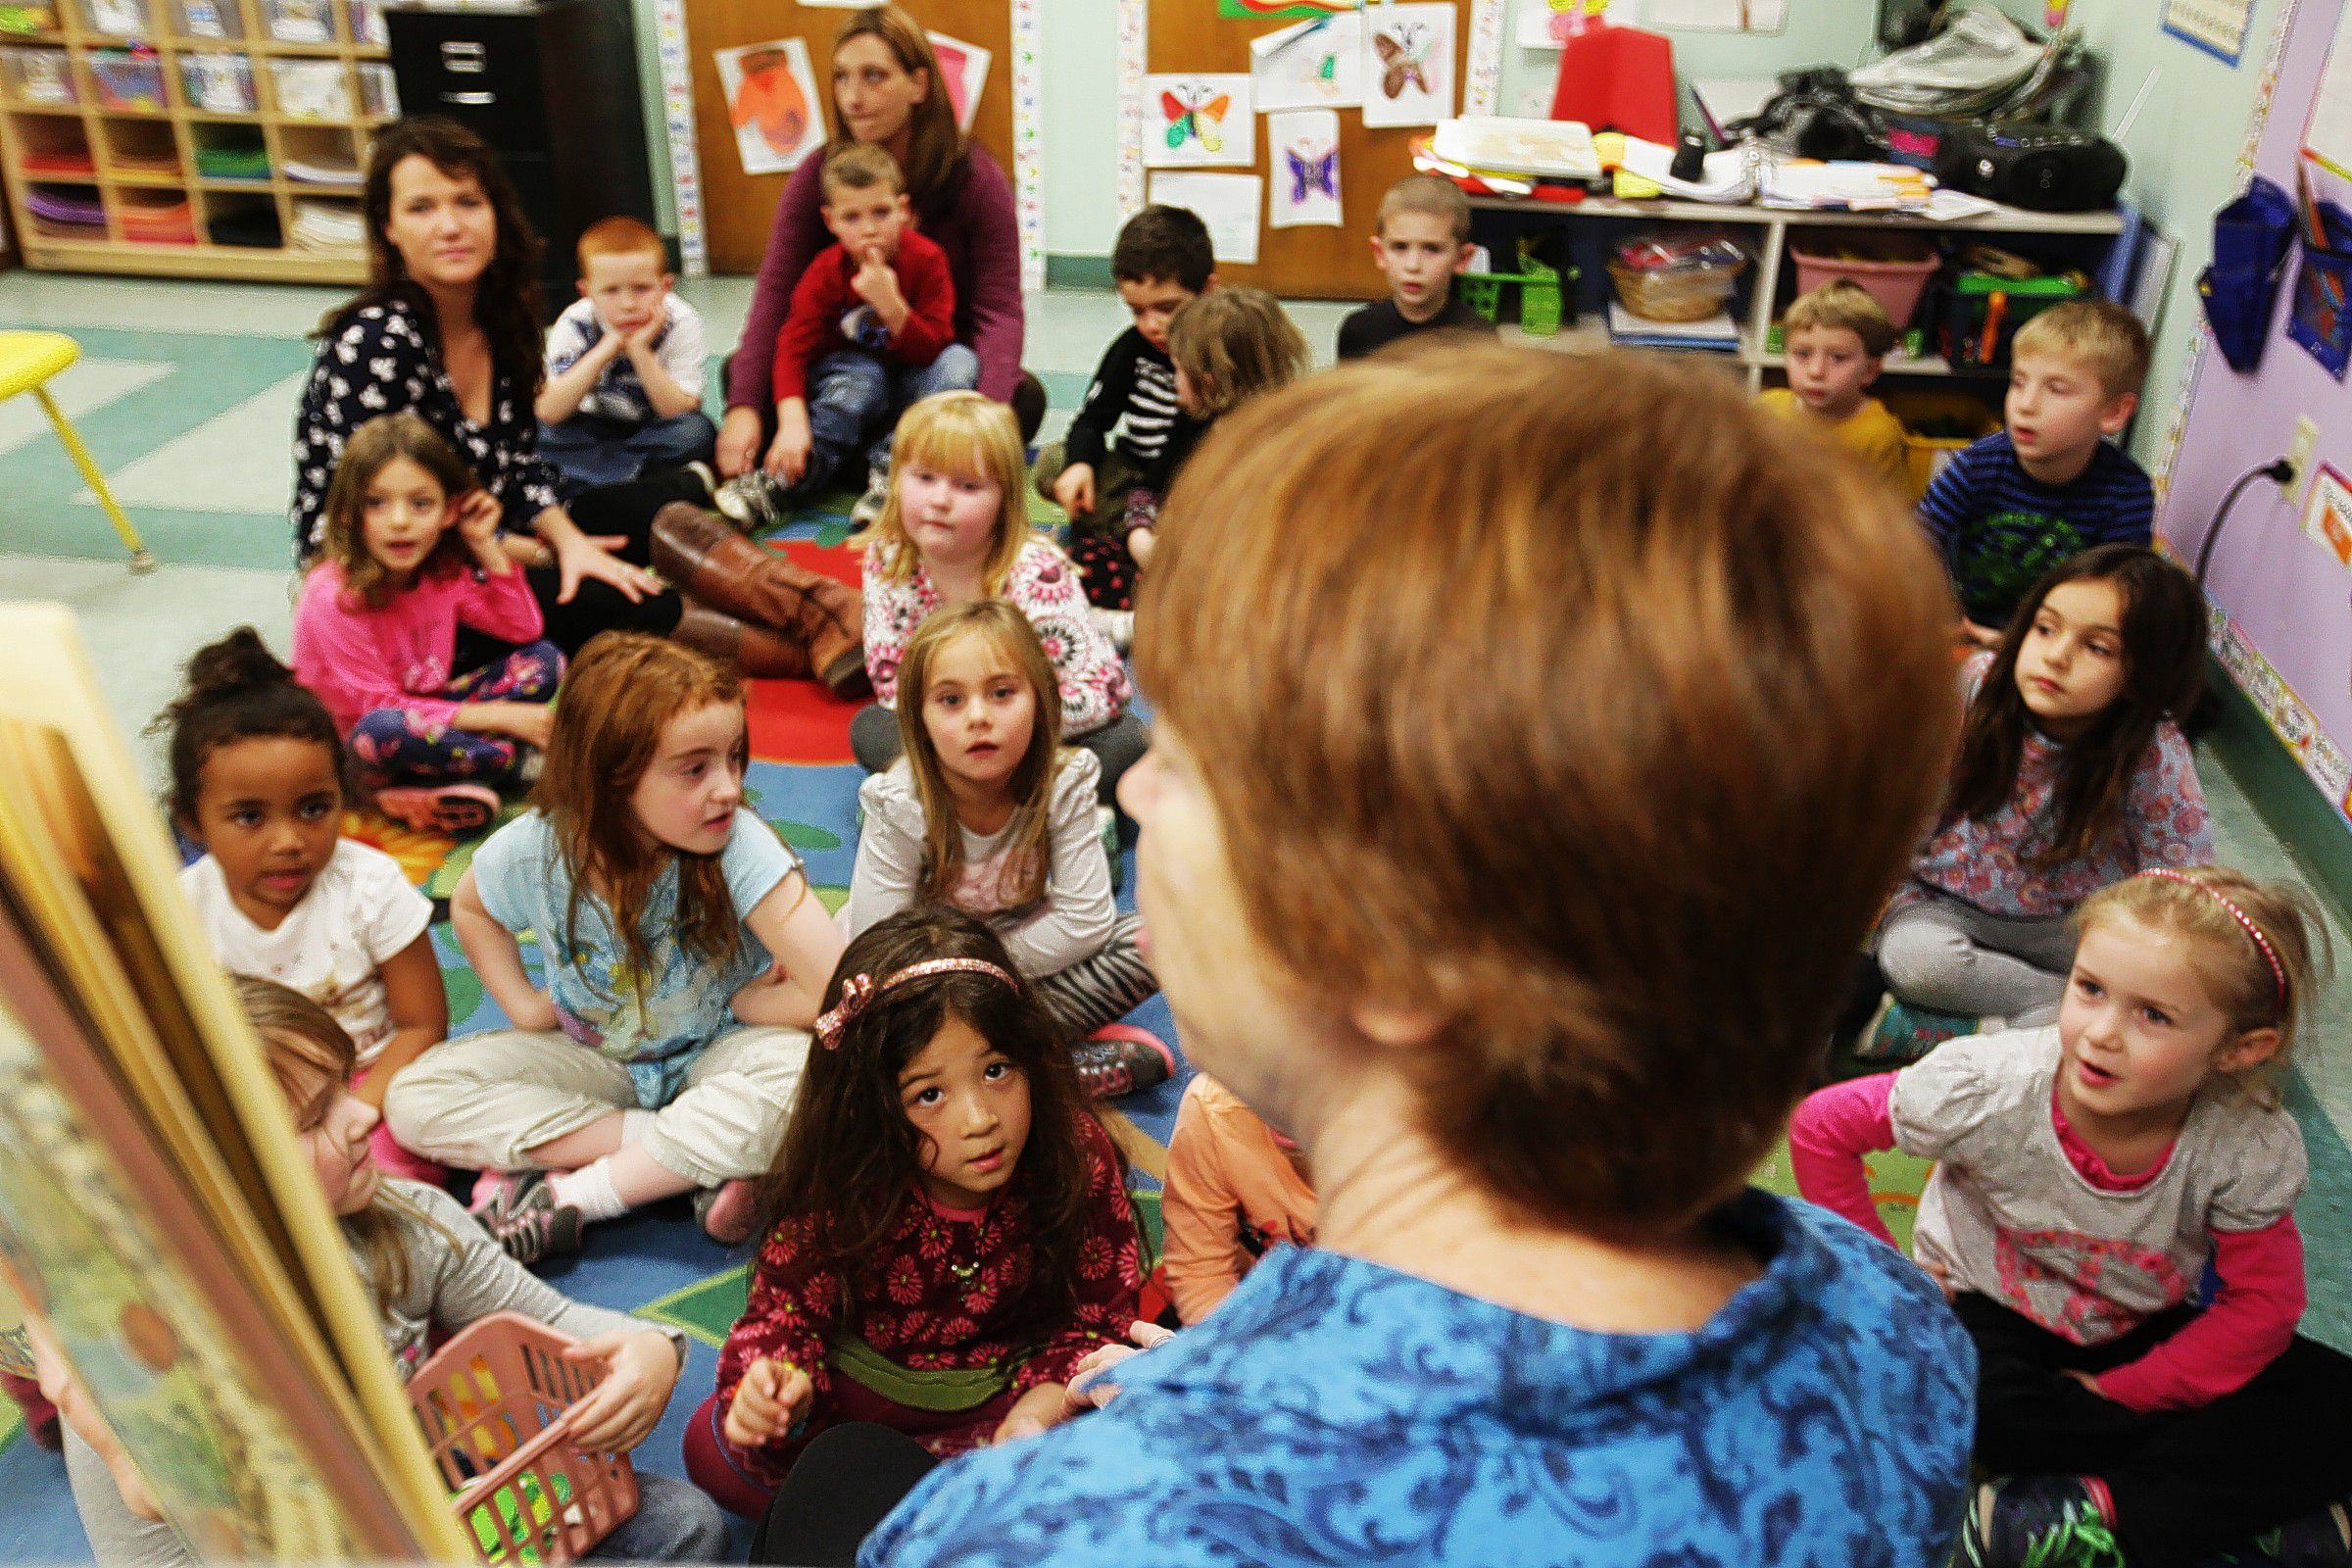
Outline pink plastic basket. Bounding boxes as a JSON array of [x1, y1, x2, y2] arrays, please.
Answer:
[[408, 1313, 639, 1566], [1789, 232, 1942, 329]]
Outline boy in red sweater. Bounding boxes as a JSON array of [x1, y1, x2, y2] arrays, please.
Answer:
[[716, 143, 976, 529]]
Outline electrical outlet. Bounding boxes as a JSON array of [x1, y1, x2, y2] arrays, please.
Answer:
[[2284, 415, 2321, 490]]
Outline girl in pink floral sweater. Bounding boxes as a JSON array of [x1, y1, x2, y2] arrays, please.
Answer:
[[849, 391, 1142, 803], [1877, 546, 2212, 1033]]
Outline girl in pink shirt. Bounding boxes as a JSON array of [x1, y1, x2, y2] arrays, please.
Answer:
[[1792, 866, 2352, 1568], [292, 413, 564, 834]]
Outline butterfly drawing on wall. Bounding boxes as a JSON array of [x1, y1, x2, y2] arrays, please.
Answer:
[[1162, 84, 1233, 155], [1285, 141, 1337, 204], [1373, 23, 1433, 99]]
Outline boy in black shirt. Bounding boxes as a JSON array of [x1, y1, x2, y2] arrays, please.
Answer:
[[1037, 206, 1214, 532], [1337, 174, 1491, 361]]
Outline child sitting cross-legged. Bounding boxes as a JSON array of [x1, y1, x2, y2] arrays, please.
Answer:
[[1160, 1073, 1315, 1325], [292, 411, 564, 836], [1335, 172, 1492, 361], [49, 978, 729, 1568], [1870, 545, 2213, 1060], [386, 632, 846, 1261], [847, 600, 1172, 1100], [1793, 868, 2352, 1568], [682, 906, 1143, 1522], [852, 391, 1144, 803], [716, 142, 976, 531], [1921, 299, 2155, 648], [1759, 278, 1910, 493]]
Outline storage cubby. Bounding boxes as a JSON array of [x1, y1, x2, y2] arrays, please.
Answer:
[[0, 0, 391, 280]]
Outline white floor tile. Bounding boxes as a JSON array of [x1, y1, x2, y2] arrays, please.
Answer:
[[0, 358, 172, 459], [92, 372, 309, 515]]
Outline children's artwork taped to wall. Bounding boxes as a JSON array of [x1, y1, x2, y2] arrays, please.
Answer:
[[1268, 109, 1342, 228], [1219, 0, 1359, 18], [2161, 0, 2253, 66], [1149, 171, 1262, 265], [928, 31, 990, 134], [1644, 0, 1787, 32], [1251, 13, 1363, 112], [2302, 464, 2352, 571], [716, 37, 825, 176], [1146, 74, 1254, 169], [1362, 2, 1454, 128], [2304, 1, 2352, 182]]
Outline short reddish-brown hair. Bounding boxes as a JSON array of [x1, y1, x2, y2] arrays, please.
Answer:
[[575, 215, 666, 275], [1137, 346, 1961, 1238]]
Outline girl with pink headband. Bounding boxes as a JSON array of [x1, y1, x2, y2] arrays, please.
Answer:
[[1792, 864, 2352, 1568], [681, 906, 1142, 1524]]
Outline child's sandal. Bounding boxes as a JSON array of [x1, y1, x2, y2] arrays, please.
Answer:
[[373, 783, 500, 835]]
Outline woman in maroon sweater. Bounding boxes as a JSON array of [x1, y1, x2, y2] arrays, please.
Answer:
[[716, 6, 1028, 481]]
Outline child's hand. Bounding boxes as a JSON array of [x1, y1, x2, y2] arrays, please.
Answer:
[[850, 245, 904, 318], [2062, 1369, 2117, 1402], [506, 990, 562, 1033], [620, 314, 665, 358], [493, 702, 556, 752], [1959, 618, 2003, 652], [1128, 526, 1156, 566], [561, 1330, 680, 1453], [1917, 1257, 1957, 1302], [455, 489, 504, 550], [717, 408, 764, 479], [1054, 463, 1098, 518], [766, 423, 812, 486], [722, 1357, 812, 1448], [1065, 1320, 1177, 1412], [991, 1381, 1074, 1446]]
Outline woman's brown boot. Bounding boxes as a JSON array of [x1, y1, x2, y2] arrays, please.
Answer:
[[651, 502, 869, 698], [672, 600, 816, 680]]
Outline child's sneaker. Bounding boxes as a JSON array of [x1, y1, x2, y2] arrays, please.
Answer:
[[695, 1178, 761, 1246], [1856, 996, 1992, 1064], [1964, 1476, 2123, 1568], [2261, 1500, 2352, 1568], [714, 471, 787, 530], [1071, 1024, 1175, 1100], [469, 1170, 583, 1265], [1097, 805, 1124, 894], [1090, 607, 1135, 654], [683, 460, 718, 504], [850, 464, 891, 529]]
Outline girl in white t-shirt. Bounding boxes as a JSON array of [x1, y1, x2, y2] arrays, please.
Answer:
[[161, 628, 446, 1180], [1791, 866, 2352, 1568]]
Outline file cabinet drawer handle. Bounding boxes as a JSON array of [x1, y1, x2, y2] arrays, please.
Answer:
[[440, 89, 496, 105]]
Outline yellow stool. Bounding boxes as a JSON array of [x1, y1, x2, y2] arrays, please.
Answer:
[[0, 330, 156, 572]]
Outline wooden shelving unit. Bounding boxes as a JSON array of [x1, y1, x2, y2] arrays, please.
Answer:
[[0, 0, 394, 283]]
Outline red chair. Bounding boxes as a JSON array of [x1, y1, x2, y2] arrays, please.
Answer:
[[1548, 19, 1678, 144]]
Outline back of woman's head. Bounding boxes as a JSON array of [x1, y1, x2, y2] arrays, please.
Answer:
[[897, 602, 1062, 906], [320, 413, 474, 607], [1138, 344, 1960, 1239], [1951, 544, 2205, 863], [346, 116, 544, 387], [536, 633, 746, 978], [760, 907, 1098, 1330], [828, 7, 961, 202], [2078, 866, 2329, 1086], [1166, 287, 1309, 417], [858, 391, 1033, 593], [155, 627, 344, 827]]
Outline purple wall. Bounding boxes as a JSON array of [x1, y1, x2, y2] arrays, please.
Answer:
[[2161, 0, 2352, 761]]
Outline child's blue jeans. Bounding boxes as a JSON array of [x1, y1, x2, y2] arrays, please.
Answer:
[[540, 410, 719, 495], [795, 343, 981, 496]]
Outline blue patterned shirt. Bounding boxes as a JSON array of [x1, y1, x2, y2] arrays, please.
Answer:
[[1917, 429, 2153, 627], [864, 1191, 1974, 1567]]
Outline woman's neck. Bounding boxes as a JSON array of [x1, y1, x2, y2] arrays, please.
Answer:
[[883, 126, 914, 176], [419, 279, 480, 341], [1306, 1082, 1760, 1333]]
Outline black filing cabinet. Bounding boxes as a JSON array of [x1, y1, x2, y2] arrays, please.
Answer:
[[386, 0, 657, 318]]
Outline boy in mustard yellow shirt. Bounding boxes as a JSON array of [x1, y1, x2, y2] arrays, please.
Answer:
[[1761, 279, 1910, 492]]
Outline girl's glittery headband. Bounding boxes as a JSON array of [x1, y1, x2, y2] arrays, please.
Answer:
[[813, 957, 1020, 1049]]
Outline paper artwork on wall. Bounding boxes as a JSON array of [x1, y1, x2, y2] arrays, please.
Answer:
[[1644, 0, 1788, 32], [2304, 464, 2352, 571], [1361, 2, 1454, 128], [1145, 73, 1254, 169], [2161, 0, 2253, 66], [1516, 0, 1611, 47], [1267, 109, 1342, 228], [927, 31, 991, 133], [1219, 0, 1359, 19], [1250, 13, 1363, 112], [716, 37, 826, 177], [1149, 171, 1262, 265]]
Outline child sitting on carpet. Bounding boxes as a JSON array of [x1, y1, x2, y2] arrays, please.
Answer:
[[384, 633, 845, 1261], [846, 602, 1170, 1100], [49, 978, 728, 1567], [1869, 545, 2212, 1060], [683, 907, 1141, 1521], [161, 626, 446, 1183], [1094, 286, 1307, 647], [1161, 1072, 1316, 1324], [292, 412, 564, 836], [1791, 867, 2352, 1568], [851, 391, 1143, 803]]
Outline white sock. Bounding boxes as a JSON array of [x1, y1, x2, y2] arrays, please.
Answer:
[[548, 1158, 627, 1224], [619, 1108, 656, 1146]]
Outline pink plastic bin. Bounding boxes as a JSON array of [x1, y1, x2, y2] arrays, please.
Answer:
[[408, 1313, 639, 1566], [1788, 233, 1942, 329]]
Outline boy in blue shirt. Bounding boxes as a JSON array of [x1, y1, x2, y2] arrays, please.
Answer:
[[1919, 299, 2154, 645]]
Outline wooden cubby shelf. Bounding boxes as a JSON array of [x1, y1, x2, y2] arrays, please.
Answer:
[[0, 0, 392, 282]]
